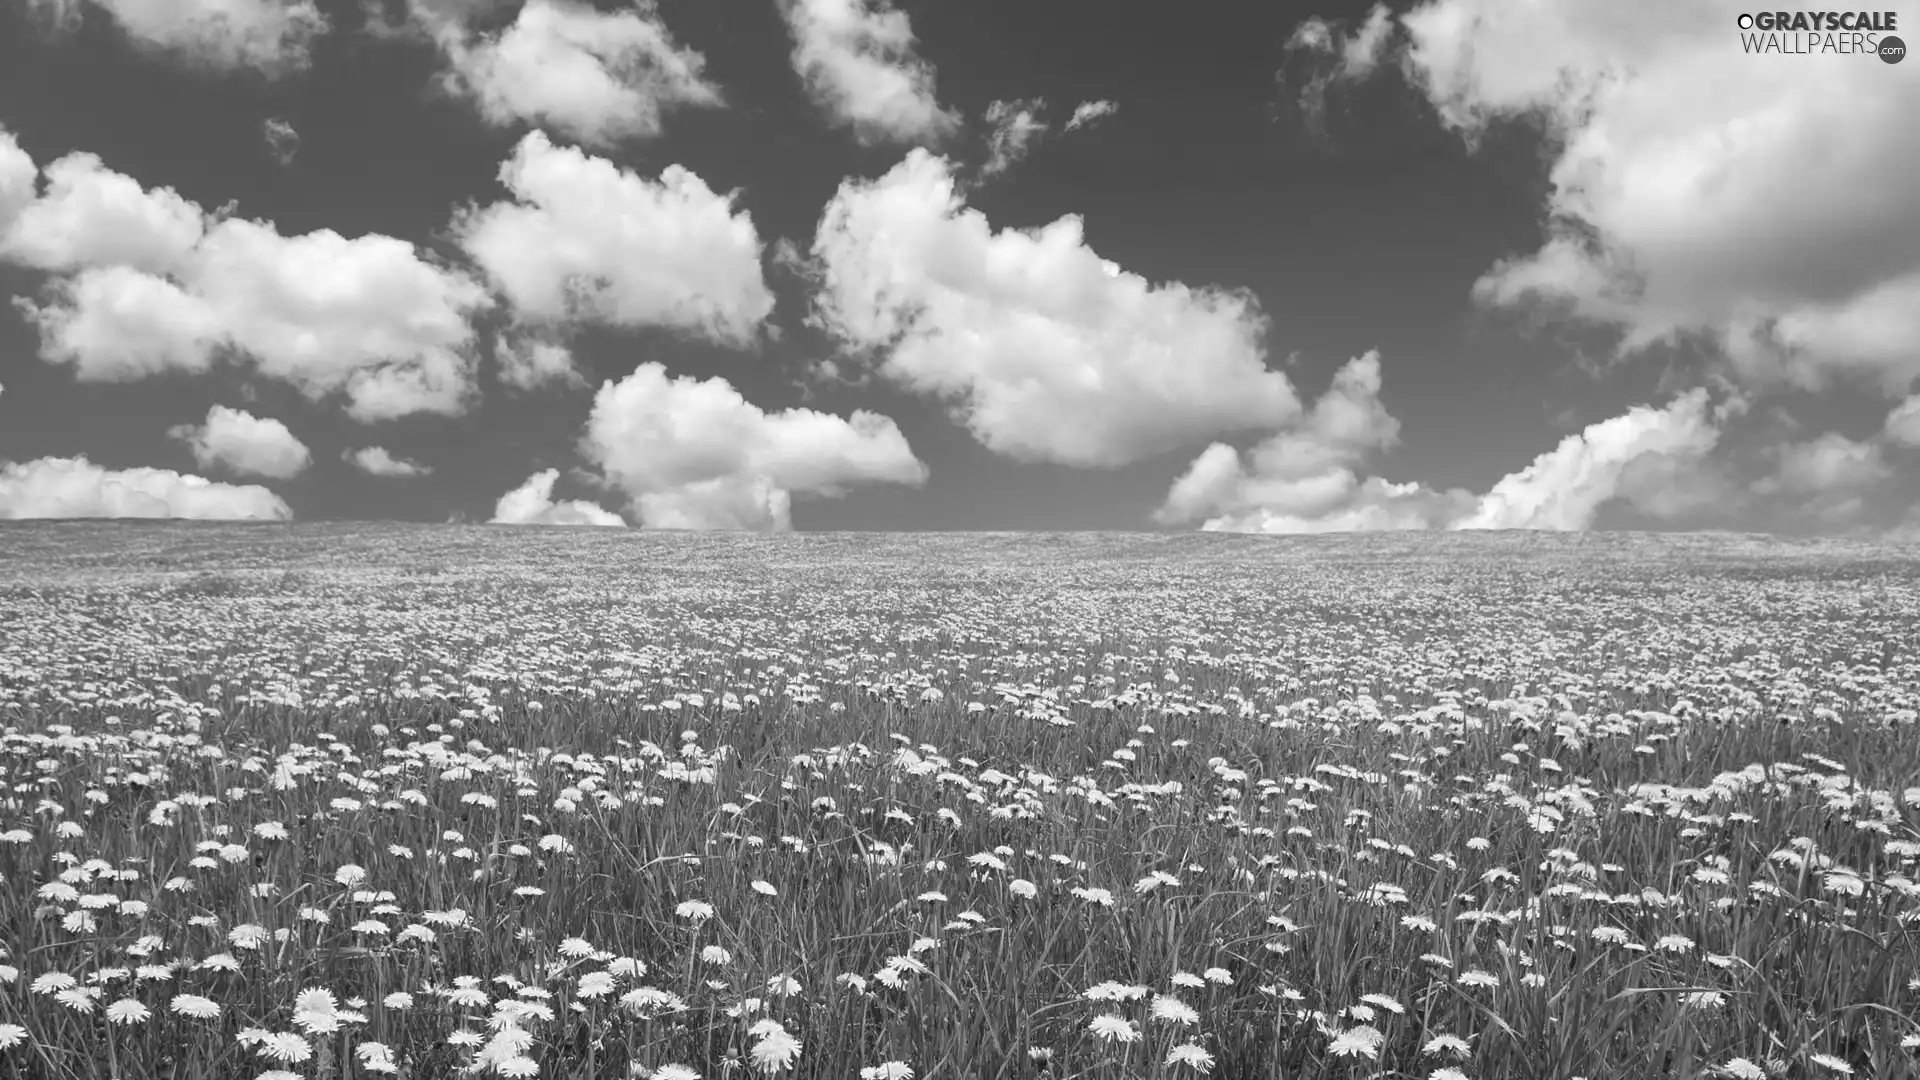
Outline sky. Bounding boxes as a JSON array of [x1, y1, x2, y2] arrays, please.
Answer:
[[0, 0, 1915, 534]]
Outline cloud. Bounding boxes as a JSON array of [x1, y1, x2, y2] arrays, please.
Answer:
[[1156, 351, 1479, 532], [454, 132, 774, 345], [490, 468, 625, 526], [1389, 0, 1920, 395], [427, 0, 721, 147], [1063, 100, 1118, 132], [1456, 390, 1722, 529], [1887, 396, 1920, 448], [581, 362, 927, 530], [1158, 362, 1752, 533], [1, 151, 206, 275], [31, 0, 327, 74], [0, 456, 291, 519], [168, 404, 312, 479], [263, 118, 299, 166], [0, 131, 34, 235], [2, 144, 492, 421], [777, 0, 960, 145], [981, 98, 1048, 179], [1280, 3, 1394, 139], [809, 149, 1299, 466], [493, 334, 583, 391], [346, 446, 432, 478]]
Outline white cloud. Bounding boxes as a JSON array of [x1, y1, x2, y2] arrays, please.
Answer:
[[494, 334, 583, 391], [581, 362, 927, 530], [263, 118, 299, 166], [1392, 0, 1920, 394], [981, 98, 1048, 179], [1455, 390, 1721, 530], [1063, 100, 1118, 132], [347, 446, 432, 478], [2, 148, 493, 421], [168, 404, 312, 479], [778, 0, 960, 145], [1761, 433, 1891, 495], [37, 0, 328, 74], [1156, 351, 1478, 532], [0, 456, 291, 519], [0, 131, 40, 237], [429, 0, 721, 147], [809, 150, 1299, 466], [490, 468, 625, 526], [454, 132, 774, 344], [1282, 3, 1395, 138], [1, 152, 206, 275], [1887, 396, 1920, 448]]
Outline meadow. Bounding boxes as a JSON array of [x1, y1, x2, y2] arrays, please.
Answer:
[[0, 523, 1917, 1080]]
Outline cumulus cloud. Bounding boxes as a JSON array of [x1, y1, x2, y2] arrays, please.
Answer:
[[809, 149, 1299, 466], [1388, 0, 1920, 394], [168, 404, 312, 479], [30, 0, 327, 74], [1456, 391, 1722, 529], [494, 334, 583, 391], [0, 131, 34, 235], [490, 468, 625, 526], [1280, 3, 1394, 140], [1887, 396, 1920, 448], [263, 118, 299, 166], [1158, 362, 1753, 534], [1063, 100, 1118, 132], [427, 0, 722, 147], [0, 456, 291, 519], [778, 0, 960, 145], [347, 446, 432, 478], [981, 98, 1048, 179], [454, 132, 774, 345], [1, 152, 206, 275], [1, 141, 492, 421], [581, 362, 927, 530], [1156, 351, 1478, 532]]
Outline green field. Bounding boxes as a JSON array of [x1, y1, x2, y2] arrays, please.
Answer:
[[1, 524, 1917, 1080]]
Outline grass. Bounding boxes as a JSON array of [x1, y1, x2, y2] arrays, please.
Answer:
[[0, 523, 1916, 1079]]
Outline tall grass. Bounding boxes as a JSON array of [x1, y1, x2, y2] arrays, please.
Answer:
[[0, 525, 1916, 1079]]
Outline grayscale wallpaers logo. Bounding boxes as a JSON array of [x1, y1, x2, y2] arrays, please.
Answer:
[[1736, 10, 1904, 59]]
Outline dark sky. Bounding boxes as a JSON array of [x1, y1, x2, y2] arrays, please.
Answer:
[[0, 0, 1912, 532]]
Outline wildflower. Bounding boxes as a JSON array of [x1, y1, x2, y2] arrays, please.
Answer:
[[749, 1022, 802, 1074], [1431, 1070, 1470, 1080], [1809, 1053, 1854, 1074], [257, 1032, 313, 1063], [1088, 1014, 1141, 1043], [105, 998, 149, 1025], [653, 1066, 701, 1080], [1166, 1043, 1215, 1072], [751, 880, 777, 897], [1721, 1060, 1765, 1080], [383, 992, 413, 1010], [357, 1042, 399, 1074], [0, 1024, 24, 1050], [676, 900, 714, 921], [171, 994, 221, 1019], [860, 1063, 914, 1080], [1328, 1025, 1385, 1060], [1457, 970, 1499, 988], [1203, 967, 1233, 984], [1150, 995, 1200, 1026], [1009, 879, 1037, 899], [498, 1058, 540, 1078]]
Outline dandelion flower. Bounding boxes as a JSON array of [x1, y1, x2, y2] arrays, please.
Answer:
[[653, 1067, 701, 1080], [749, 1023, 802, 1074], [0, 1024, 25, 1051], [1166, 1043, 1215, 1072], [1150, 995, 1200, 1026], [1424, 1034, 1471, 1058], [1087, 1014, 1141, 1043], [1809, 1053, 1854, 1074], [1721, 1060, 1765, 1080], [751, 880, 778, 897], [171, 994, 221, 1019], [257, 1032, 313, 1063], [1328, 1026, 1385, 1060], [498, 1058, 540, 1077], [860, 1063, 914, 1080], [106, 998, 150, 1026]]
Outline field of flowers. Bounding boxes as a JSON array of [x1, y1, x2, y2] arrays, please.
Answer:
[[0, 523, 1917, 1080]]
